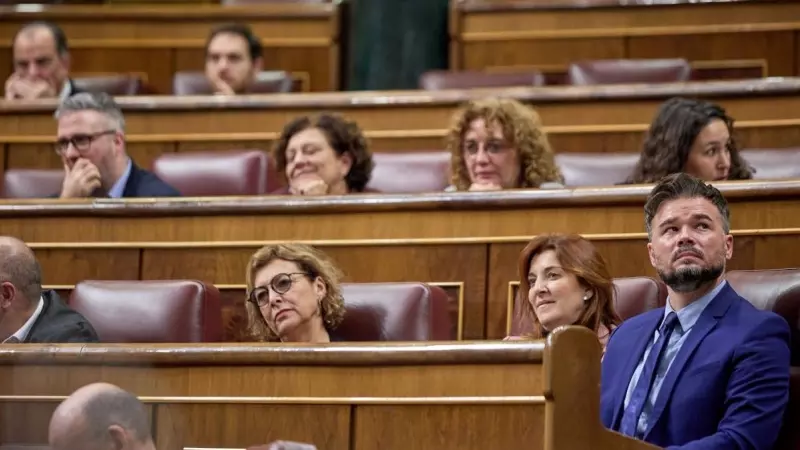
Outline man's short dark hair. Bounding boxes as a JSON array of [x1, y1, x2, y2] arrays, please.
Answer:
[[0, 243, 42, 302], [13, 21, 69, 56], [644, 173, 731, 240], [83, 390, 151, 444], [205, 23, 263, 62]]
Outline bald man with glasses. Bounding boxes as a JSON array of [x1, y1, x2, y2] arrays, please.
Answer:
[[54, 92, 180, 199]]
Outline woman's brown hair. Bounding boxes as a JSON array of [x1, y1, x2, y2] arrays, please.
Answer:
[[446, 98, 563, 190], [624, 97, 754, 184], [245, 243, 346, 342], [271, 114, 375, 192], [517, 233, 622, 339]]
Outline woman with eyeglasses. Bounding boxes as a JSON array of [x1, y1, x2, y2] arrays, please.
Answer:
[[445, 98, 564, 191], [244, 243, 346, 342]]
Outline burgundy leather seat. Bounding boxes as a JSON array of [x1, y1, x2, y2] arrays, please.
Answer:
[[69, 280, 223, 343], [741, 148, 800, 180], [555, 153, 638, 187], [568, 59, 692, 86], [152, 150, 277, 196], [726, 269, 800, 450], [337, 283, 452, 341], [510, 276, 665, 335], [2, 169, 63, 198], [367, 152, 450, 193], [419, 70, 545, 90], [73, 74, 145, 96], [172, 71, 293, 95]]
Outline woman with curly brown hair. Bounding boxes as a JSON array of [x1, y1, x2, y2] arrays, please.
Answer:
[[446, 98, 563, 191], [272, 114, 376, 195], [624, 97, 754, 184], [245, 243, 346, 342]]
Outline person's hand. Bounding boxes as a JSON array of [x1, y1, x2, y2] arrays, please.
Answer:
[[208, 72, 235, 95], [289, 176, 329, 196], [468, 182, 502, 192], [503, 336, 526, 341], [4, 74, 56, 100], [60, 159, 102, 198]]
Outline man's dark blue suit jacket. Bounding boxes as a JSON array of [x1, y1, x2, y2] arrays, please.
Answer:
[[601, 282, 790, 450]]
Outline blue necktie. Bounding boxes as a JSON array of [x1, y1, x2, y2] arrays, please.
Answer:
[[620, 312, 679, 438]]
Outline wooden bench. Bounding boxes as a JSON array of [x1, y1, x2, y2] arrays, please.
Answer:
[[0, 326, 659, 450], [450, 0, 800, 79], [0, 3, 341, 94], [0, 181, 797, 340]]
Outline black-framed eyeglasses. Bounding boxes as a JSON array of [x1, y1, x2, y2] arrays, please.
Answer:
[[54, 130, 116, 155], [247, 272, 309, 307]]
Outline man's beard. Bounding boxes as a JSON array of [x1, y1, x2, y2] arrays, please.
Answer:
[[658, 263, 725, 293]]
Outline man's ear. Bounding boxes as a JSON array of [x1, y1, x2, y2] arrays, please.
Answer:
[[724, 233, 734, 260], [0, 282, 16, 309], [253, 56, 264, 73], [107, 425, 127, 450], [647, 242, 657, 268]]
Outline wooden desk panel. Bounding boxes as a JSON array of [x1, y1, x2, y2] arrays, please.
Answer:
[[0, 181, 796, 340], [1, 79, 798, 178], [0, 328, 658, 450], [0, 4, 340, 93], [451, 0, 800, 78]]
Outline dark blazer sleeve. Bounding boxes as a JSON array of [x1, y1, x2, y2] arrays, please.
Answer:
[[124, 164, 181, 197], [667, 313, 790, 450], [26, 291, 100, 344]]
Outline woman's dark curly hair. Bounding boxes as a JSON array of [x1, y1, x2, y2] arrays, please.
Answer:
[[272, 114, 375, 192], [624, 97, 754, 184]]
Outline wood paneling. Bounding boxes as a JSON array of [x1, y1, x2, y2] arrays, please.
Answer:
[[452, 0, 800, 77], [0, 4, 340, 94], [1, 79, 799, 178], [0, 328, 657, 450], [0, 181, 796, 339]]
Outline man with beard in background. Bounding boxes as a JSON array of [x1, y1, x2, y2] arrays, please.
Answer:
[[599, 173, 790, 450]]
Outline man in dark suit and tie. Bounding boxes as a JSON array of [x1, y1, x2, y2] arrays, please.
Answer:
[[54, 92, 180, 199], [601, 173, 790, 449], [0, 236, 98, 343]]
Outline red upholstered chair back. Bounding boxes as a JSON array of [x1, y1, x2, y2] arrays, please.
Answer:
[[73, 74, 145, 96], [741, 148, 800, 180], [367, 152, 450, 193], [510, 276, 665, 335], [173, 71, 293, 95], [69, 280, 223, 343], [2, 169, 63, 198], [336, 283, 452, 341], [568, 59, 692, 86], [152, 150, 277, 196], [726, 269, 800, 450], [419, 70, 545, 90], [555, 153, 639, 187]]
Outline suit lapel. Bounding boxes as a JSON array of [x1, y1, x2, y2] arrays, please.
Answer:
[[611, 311, 663, 429], [643, 284, 735, 438], [122, 162, 140, 198]]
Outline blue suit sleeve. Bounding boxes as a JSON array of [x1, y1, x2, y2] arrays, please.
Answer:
[[668, 314, 790, 450]]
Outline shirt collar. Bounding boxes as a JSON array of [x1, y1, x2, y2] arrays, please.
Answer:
[[58, 80, 71, 102], [3, 296, 44, 343], [664, 279, 727, 332], [108, 159, 133, 199]]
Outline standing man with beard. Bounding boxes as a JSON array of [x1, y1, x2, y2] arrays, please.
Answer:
[[600, 173, 790, 450]]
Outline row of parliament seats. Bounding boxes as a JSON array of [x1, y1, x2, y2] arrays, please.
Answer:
[[5, 148, 799, 197], [59, 270, 800, 346], [72, 58, 750, 96]]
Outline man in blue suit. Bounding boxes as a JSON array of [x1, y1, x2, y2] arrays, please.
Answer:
[[54, 92, 180, 198], [601, 173, 790, 450]]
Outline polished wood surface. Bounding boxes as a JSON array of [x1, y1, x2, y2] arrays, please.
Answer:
[[0, 79, 798, 179], [0, 181, 797, 340], [0, 327, 659, 450], [451, 0, 800, 78], [0, 4, 340, 94]]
